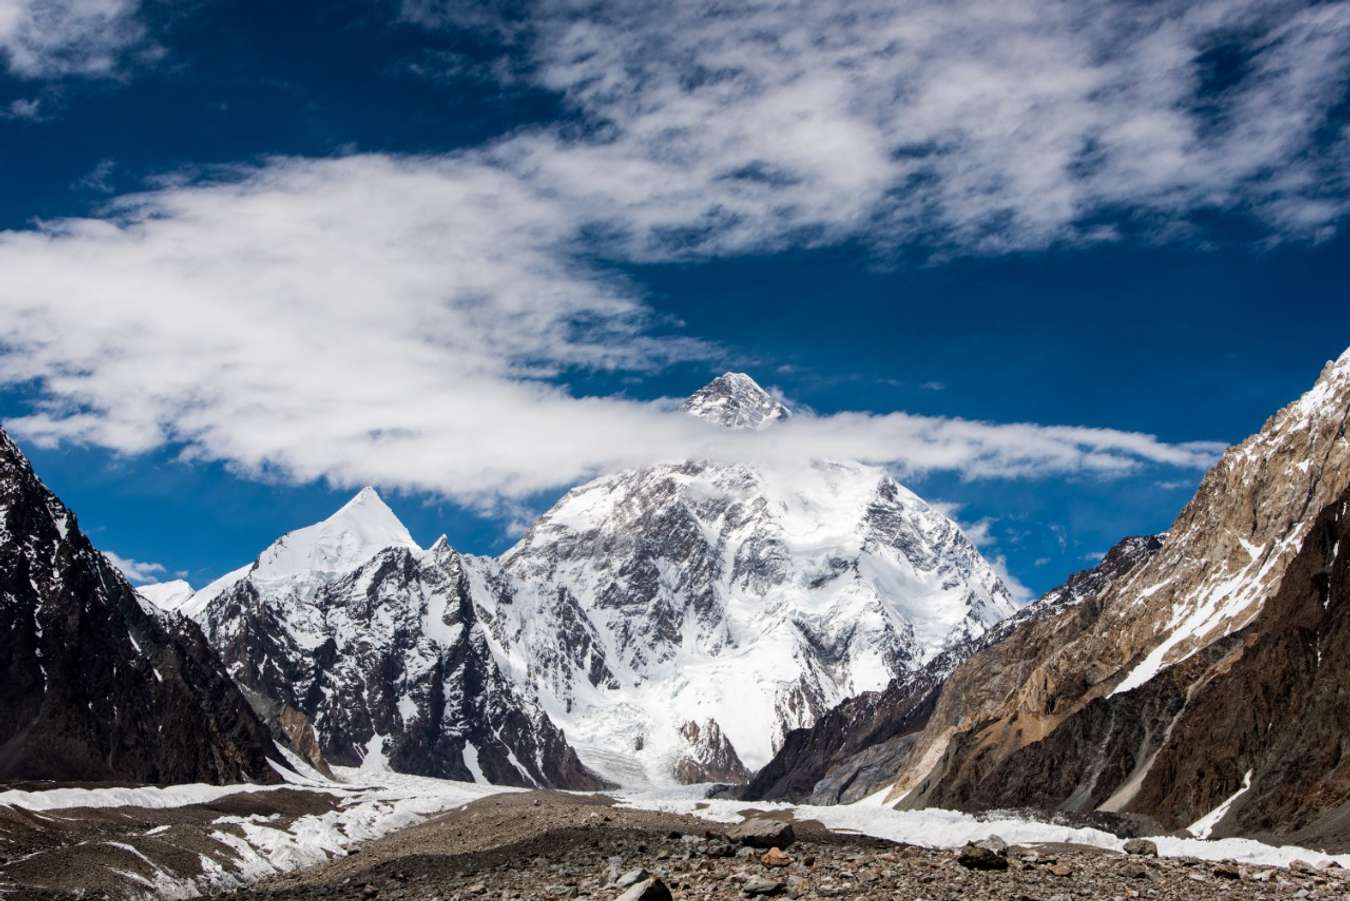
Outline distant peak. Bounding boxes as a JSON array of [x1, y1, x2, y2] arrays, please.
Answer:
[[137, 579, 196, 613], [253, 485, 419, 580], [684, 372, 791, 430], [338, 485, 388, 513]]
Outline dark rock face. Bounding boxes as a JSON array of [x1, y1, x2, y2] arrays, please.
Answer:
[[1130, 483, 1350, 845], [673, 719, 750, 784], [890, 352, 1350, 829], [0, 427, 280, 785], [742, 535, 1164, 804], [914, 485, 1350, 850], [200, 539, 609, 790]]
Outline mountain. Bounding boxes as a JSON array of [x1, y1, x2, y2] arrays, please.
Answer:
[[178, 489, 608, 789], [0, 427, 282, 784], [775, 347, 1350, 847], [137, 578, 195, 612], [179, 373, 1017, 787], [470, 372, 1016, 785], [683, 371, 791, 429], [742, 533, 1164, 804]]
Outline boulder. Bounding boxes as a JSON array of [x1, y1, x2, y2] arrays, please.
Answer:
[[616, 876, 673, 901], [616, 867, 650, 888], [741, 874, 785, 896], [729, 818, 796, 849], [1123, 838, 1159, 857], [956, 836, 1009, 871]]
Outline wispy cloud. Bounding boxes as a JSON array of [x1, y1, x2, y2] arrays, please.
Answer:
[[434, 0, 1350, 254], [0, 153, 1226, 508], [71, 158, 115, 192], [9, 0, 1332, 511], [102, 550, 166, 584], [0, 0, 152, 79], [1, 97, 43, 119]]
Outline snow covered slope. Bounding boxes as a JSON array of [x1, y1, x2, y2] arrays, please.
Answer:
[[137, 578, 195, 612], [186, 373, 1016, 788], [474, 373, 1015, 785], [186, 494, 608, 789]]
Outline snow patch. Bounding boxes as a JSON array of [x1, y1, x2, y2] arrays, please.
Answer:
[[1188, 770, 1254, 839], [618, 795, 1350, 870]]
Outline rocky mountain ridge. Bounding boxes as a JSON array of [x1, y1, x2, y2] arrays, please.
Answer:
[[742, 533, 1165, 805], [0, 427, 282, 785], [748, 346, 1350, 848], [161, 372, 1018, 787]]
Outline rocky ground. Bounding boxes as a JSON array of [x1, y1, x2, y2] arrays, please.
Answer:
[[228, 792, 1350, 901], [4, 788, 1349, 899]]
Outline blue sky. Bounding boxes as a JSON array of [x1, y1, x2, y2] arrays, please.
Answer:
[[2, 0, 1349, 597]]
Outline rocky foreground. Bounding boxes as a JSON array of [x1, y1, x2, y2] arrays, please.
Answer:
[[227, 792, 1349, 901]]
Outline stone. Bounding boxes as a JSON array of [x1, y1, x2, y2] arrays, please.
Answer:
[[761, 847, 792, 868], [616, 867, 650, 888], [704, 841, 735, 858], [615, 876, 673, 901], [728, 818, 796, 849], [1123, 839, 1158, 857], [1050, 863, 1072, 877], [742, 874, 786, 896], [957, 838, 1009, 871]]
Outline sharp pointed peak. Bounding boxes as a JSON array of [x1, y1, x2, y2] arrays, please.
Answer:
[[249, 485, 419, 580], [338, 484, 386, 510], [685, 371, 791, 430]]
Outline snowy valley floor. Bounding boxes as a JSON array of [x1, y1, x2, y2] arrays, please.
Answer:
[[2, 766, 1350, 899]]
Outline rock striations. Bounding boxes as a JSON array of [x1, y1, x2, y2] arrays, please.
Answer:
[[0, 427, 281, 784], [757, 347, 1350, 848], [160, 373, 1017, 787]]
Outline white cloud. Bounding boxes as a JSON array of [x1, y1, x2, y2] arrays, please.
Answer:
[[1, 96, 43, 119], [102, 549, 166, 584], [444, 0, 1350, 252], [10, 1, 1318, 511], [0, 0, 150, 78], [956, 516, 997, 549], [0, 153, 1225, 510], [71, 158, 115, 192]]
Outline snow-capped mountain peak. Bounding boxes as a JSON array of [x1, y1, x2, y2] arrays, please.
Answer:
[[252, 486, 419, 581], [684, 372, 790, 430], [137, 578, 196, 613]]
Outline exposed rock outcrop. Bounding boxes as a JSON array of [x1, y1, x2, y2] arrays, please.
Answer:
[[0, 427, 281, 785], [673, 719, 751, 784], [189, 504, 609, 789], [877, 348, 1350, 848], [743, 535, 1164, 803]]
